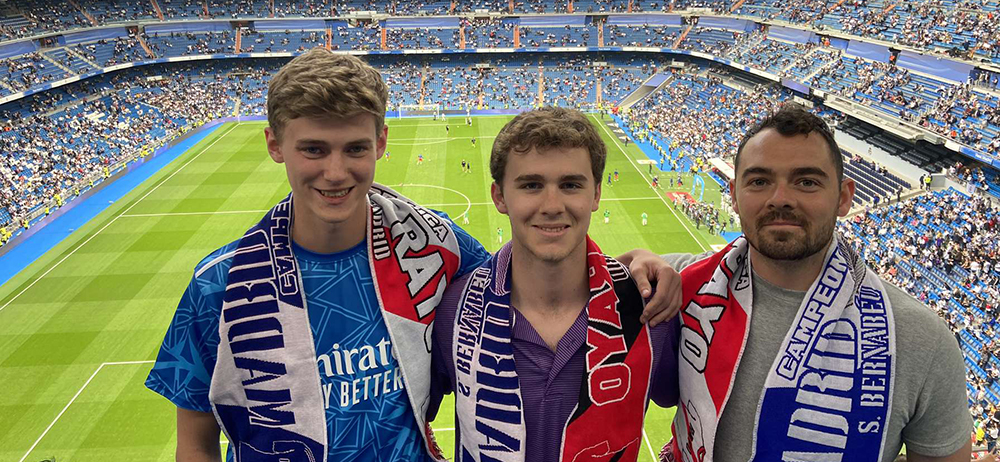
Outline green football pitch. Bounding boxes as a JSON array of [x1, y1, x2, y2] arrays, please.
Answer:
[[0, 115, 735, 462]]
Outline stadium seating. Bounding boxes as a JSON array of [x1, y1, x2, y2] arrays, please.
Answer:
[[518, 25, 596, 47], [604, 25, 680, 47], [241, 30, 326, 53], [386, 27, 458, 50], [841, 189, 1000, 409], [1, 0, 1000, 453], [464, 19, 516, 48]]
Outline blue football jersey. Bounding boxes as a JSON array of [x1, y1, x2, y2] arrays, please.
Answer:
[[146, 213, 489, 462]]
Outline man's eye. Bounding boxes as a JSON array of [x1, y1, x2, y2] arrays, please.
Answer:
[[748, 178, 768, 187], [800, 179, 820, 188], [301, 147, 323, 155], [521, 182, 542, 190], [562, 182, 583, 189]]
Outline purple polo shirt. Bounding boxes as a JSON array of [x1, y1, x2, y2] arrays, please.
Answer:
[[429, 272, 680, 462]]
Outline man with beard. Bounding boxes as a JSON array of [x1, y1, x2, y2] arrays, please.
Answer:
[[624, 104, 971, 462]]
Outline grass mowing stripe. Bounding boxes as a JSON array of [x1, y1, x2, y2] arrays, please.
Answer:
[[590, 114, 709, 253], [0, 123, 241, 314], [18, 360, 156, 462]]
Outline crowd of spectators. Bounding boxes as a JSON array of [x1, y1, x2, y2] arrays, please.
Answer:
[[0, 55, 659, 237], [0, 63, 238, 236], [840, 189, 999, 449], [144, 31, 235, 56], [604, 24, 679, 47], [519, 26, 594, 48], [1, 53, 67, 94], [463, 18, 515, 48], [72, 34, 149, 67], [623, 71, 785, 164], [242, 30, 325, 53], [4, 0, 1000, 62], [386, 28, 457, 49]]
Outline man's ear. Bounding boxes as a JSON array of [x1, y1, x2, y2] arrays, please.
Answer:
[[264, 127, 284, 164], [592, 181, 602, 212], [491, 182, 508, 215], [838, 177, 856, 217], [375, 124, 388, 160], [729, 179, 739, 216]]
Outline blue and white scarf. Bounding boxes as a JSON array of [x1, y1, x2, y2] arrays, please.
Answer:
[[666, 234, 895, 462], [210, 185, 461, 462]]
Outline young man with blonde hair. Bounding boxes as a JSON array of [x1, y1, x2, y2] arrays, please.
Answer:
[[147, 50, 680, 462], [146, 48, 490, 462], [431, 107, 681, 462]]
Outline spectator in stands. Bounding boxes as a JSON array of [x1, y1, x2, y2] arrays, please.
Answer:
[[0, 60, 236, 235], [622, 103, 972, 462]]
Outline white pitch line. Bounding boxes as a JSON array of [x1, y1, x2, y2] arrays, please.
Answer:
[[387, 135, 497, 141], [643, 428, 658, 461], [103, 360, 155, 366], [121, 209, 269, 218], [0, 123, 241, 314], [118, 197, 669, 218], [593, 116, 709, 253], [18, 360, 156, 462]]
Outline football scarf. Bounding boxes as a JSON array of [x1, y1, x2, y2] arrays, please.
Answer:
[[210, 184, 461, 462], [454, 237, 654, 462], [663, 234, 895, 462]]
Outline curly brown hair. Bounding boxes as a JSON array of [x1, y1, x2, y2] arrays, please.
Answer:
[[490, 107, 607, 187]]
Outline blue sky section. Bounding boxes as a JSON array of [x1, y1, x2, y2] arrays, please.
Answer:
[[0, 124, 222, 288]]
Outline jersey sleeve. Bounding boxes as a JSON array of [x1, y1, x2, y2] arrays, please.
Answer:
[[432, 210, 490, 277], [144, 249, 232, 413]]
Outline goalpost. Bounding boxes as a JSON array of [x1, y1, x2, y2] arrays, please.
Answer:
[[393, 103, 442, 119]]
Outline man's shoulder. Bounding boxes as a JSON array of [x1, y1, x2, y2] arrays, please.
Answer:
[[661, 251, 716, 272], [189, 239, 242, 295], [441, 271, 474, 317]]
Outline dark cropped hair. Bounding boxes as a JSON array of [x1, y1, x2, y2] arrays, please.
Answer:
[[735, 103, 843, 181]]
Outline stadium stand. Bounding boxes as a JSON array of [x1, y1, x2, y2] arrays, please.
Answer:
[[1, 6, 1000, 450], [841, 189, 1000, 441], [463, 18, 516, 48], [604, 24, 680, 47], [386, 27, 458, 50]]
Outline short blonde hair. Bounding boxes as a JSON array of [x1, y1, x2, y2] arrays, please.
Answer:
[[267, 48, 388, 141]]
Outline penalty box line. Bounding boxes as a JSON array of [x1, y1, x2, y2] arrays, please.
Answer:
[[18, 360, 156, 462]]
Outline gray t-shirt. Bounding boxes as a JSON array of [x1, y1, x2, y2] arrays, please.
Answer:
[[663, 252, 972, 462]]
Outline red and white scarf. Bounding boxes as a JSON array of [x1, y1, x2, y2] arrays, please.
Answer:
[[663, 235, 895, 462], [454, 237, 654, 462]]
